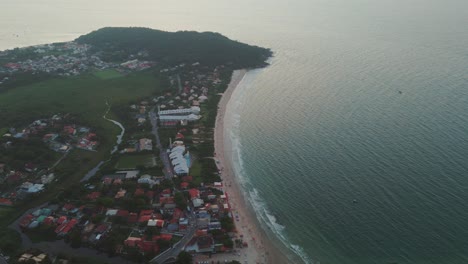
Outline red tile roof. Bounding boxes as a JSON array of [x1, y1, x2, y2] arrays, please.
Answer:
[[86, 192, 101, 200], [60, 218, 78, 234], [124, 237, 141, 247], [140, 210, 153, 216], [146, 191, 155, 199], [138, 215, 152, 223], [189, 188, 200, 199], [128, 213, 138, 223], [95, 224, 109, 233], [160, 234, 173, 241], [19, 214, 34, 227], [43, 216, 55, 226], [134, 188, 145, 196], [0, 198, 13, 206], [57, 216, 67, 225], [117, 210, 129, 217], [182, 176, 193, 182], [62, 203, 75, 211]]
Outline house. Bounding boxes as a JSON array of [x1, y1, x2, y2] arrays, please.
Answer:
[[179, 218, 189, 231], [124, 237, 142, 247], [139, 138, 153, 151], [20, 182, 44, 193], [62, 203, 75, 212], [128, 213, 138, 223], [19, 214, 34, 228], [106, 209, 118, 216], [94, 223, 110, 234], [86, 191, 101, 200], [185, 235, 215, 253], [208, 221, 222, 230], [192, 198, 204, 208], [116, 210, 129, 218], [63, 125, 76, 135], [42, 133, 58, 142], [147, 219, 164, 227], [116, 170, 139, 179], [188, 188, 200, 200], [56, 216, 67, 225], [24, 163, 37, 172], [197, 217, 210, 229], [56, 218, 77, 236], [18, 253, 48, 263], [134, 188, 145, 196], [0, 198, 13, 206]]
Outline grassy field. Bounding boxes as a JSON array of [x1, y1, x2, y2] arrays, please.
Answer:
[[190, 160, 202, 177], [93, 69, 123, 80], [0, 127, 8, 135], [115, 154, 155, 169], [0, 71, 160, 129]]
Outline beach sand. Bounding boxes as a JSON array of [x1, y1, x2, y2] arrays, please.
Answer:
[[211, 69, 292, 264]]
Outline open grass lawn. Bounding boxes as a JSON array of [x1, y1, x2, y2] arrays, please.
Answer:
[[93, 69, 123, 80], [0, 127, 8, 135], [115, 154, 155, 169], [190, 160, 202, 177], [0, 71, 160, 129]]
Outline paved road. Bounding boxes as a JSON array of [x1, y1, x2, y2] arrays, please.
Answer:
[[149, 109, 174, 179], [151, 212, 197, 264], [149, 109, 199, 263]]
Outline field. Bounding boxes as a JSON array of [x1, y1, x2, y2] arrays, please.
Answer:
[[115, 154, 156, 169], [93, 69, 123, 80], [0, 71, 160, 129]]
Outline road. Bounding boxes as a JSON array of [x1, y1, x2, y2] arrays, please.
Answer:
[[148, 109, 200, 263], [151, 212, 197, 264], [149, 109, 174, 179]]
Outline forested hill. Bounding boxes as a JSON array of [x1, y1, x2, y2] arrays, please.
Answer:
[[75, 27, 272, 68]]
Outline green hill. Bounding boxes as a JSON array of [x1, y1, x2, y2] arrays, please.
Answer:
[[75, 27, 272, 67]]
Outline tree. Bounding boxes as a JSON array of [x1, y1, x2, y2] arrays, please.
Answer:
[[69, 229, 82, 248], [97, 197, 114, 207], [175, 251, 192, 264], [174, 192, 187, 209]]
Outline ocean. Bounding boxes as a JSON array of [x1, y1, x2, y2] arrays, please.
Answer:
[[2, 0, 468, 263]]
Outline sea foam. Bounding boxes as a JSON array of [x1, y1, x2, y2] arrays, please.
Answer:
[[226, 70, 315, 264]]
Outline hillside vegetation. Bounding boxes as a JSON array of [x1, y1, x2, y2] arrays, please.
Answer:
[[76, 27, 272, 67]]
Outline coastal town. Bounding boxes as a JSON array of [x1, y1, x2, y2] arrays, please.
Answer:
[[0, 42, 267, 264]]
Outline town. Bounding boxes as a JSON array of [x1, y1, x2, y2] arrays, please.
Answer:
[[1, 61, 247, 264]]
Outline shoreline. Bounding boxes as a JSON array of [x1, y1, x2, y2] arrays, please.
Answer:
[[214, 69, 293, 264]]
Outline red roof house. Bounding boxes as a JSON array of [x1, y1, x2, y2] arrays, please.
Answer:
[[134, 188, 145, 196], [117, 210, 129, 218], [0, 198, 13, 206], [189, 188, 200, 199], [128, 213, 138, 223], [86, 192, 101, 200]]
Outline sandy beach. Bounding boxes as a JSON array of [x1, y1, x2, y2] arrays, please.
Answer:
[[210, 69, 291, 264]]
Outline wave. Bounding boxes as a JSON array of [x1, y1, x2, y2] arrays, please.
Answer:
[[226, 70, 315, 264], [248, 188, 314, 264]]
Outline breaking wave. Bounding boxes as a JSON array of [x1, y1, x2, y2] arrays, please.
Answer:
[[225, 70, 314, 264]]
